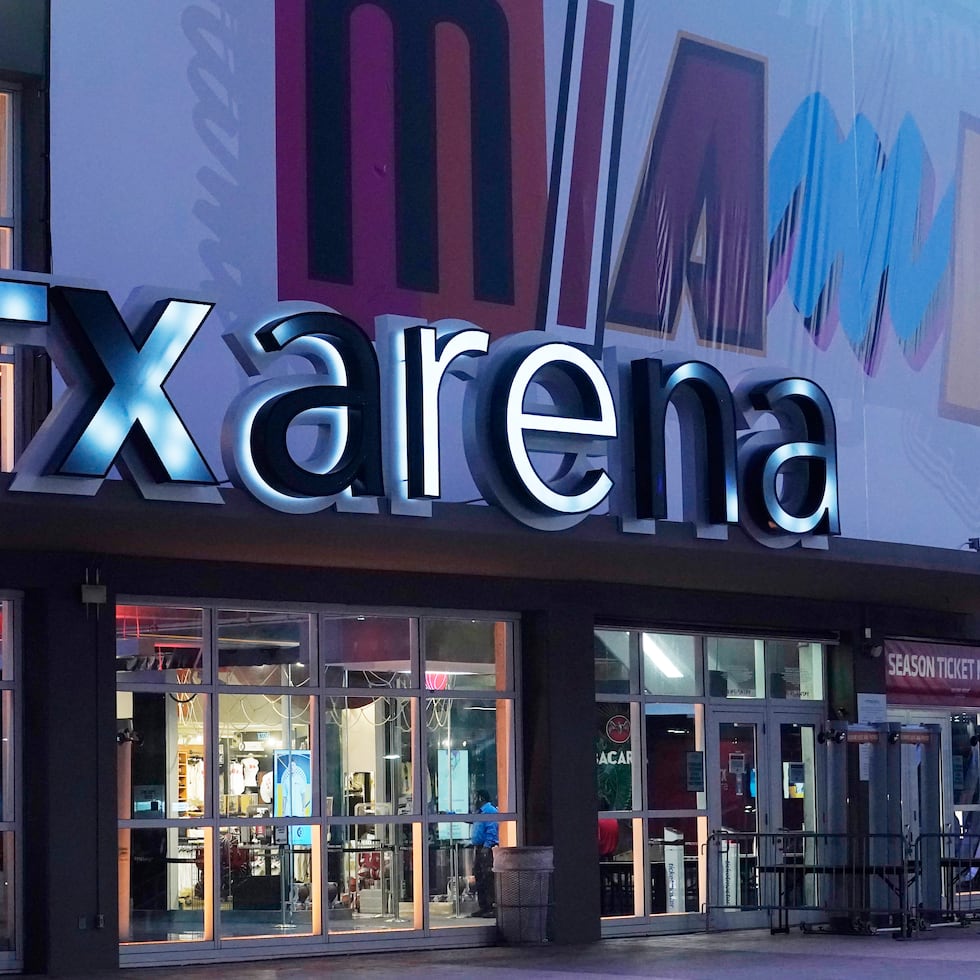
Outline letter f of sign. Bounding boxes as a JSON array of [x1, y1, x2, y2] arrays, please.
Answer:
[[11, 286, 222, 503]]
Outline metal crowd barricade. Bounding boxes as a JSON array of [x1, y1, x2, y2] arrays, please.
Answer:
[[912, 830, 980, 927], [707, 831, 915, 935]]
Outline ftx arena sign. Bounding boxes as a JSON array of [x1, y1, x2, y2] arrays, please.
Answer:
[[0, 277, 838, 549]]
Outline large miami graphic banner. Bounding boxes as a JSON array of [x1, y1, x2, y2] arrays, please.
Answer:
[[47, 1, 980, 548]]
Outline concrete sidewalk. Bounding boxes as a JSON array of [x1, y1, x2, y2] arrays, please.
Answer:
[[90, 926, 980, 979]]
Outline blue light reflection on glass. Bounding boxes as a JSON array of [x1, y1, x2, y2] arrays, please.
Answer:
[[0, 280, 47, 323]]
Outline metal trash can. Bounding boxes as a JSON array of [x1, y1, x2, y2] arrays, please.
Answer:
[[493, 846, 553, 944]]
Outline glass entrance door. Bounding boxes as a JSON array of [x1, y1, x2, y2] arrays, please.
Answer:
[[770, 718, 821, 922], [772, 719, 819, 835], [709, 713, 765, 927], [717, 719, 759, 836], [708, 710, 823, 928]]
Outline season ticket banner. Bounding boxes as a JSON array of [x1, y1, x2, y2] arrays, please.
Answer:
[[886, 639, 980, 705]]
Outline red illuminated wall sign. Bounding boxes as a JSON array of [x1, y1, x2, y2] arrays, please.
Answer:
[[885, 639, 980, 706]]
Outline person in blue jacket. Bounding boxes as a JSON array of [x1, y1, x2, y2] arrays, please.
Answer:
[[470, 788, 499, 916]]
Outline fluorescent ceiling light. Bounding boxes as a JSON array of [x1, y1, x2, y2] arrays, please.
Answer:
[[642, 634, 683, 679]]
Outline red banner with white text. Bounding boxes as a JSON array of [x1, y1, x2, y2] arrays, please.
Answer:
[[886, 640, 980, 706]]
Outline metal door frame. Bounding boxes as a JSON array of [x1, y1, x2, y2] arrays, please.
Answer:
[[706, 703, 826, 930]]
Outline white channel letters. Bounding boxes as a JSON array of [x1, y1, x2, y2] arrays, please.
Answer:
[[0, 279, 840, 546]]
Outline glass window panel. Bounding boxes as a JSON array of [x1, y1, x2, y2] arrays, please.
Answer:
[[423, 619, 509, 692], [718, 721, 758, 832], [218, 694, 312, 818], [779, 723, 818, 833], [647, 816, 703, 914], [427, 698, 501, 818], [641, 632, 700, 696], [322, 696, 415, 818], [596, 702, 634, 811], [0, 362, 12, 473], [217, 825, 316, 938], [715, 720, 763, 913], [0, 93, 9, 218], [117, 691, 207, 819], [0, 229, 9, 270], [765, 640, 824, 700], [428, 819, 482, 922], [951, 713, 980, 810], [119, 826, 207, 943], [595, 629, 633, 694], [0, 691, 10, 823], [0, 600, 8, 681], [116, 605, 204, 684], [645, 704, 704, 810], [598, 818, 636, 918], [0, 832, 11, 950], [706, 637, 763, 698], [427, 818, 515, 927], [598, 806, 629, 860], [322, 616, 413, 689], [325, 822, 415, 932], [217, 609, 313, 687]]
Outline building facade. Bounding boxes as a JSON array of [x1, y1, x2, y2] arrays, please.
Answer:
[[0, 0, 979, 973]]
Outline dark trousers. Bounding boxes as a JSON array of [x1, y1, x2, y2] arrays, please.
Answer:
[[474, 846, 495, 911]]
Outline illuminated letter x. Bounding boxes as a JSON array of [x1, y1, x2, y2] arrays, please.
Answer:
[[48, 287, 216, 483]]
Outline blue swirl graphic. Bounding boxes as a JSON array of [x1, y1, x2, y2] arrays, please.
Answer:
[[769, 93, 955, 370]]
